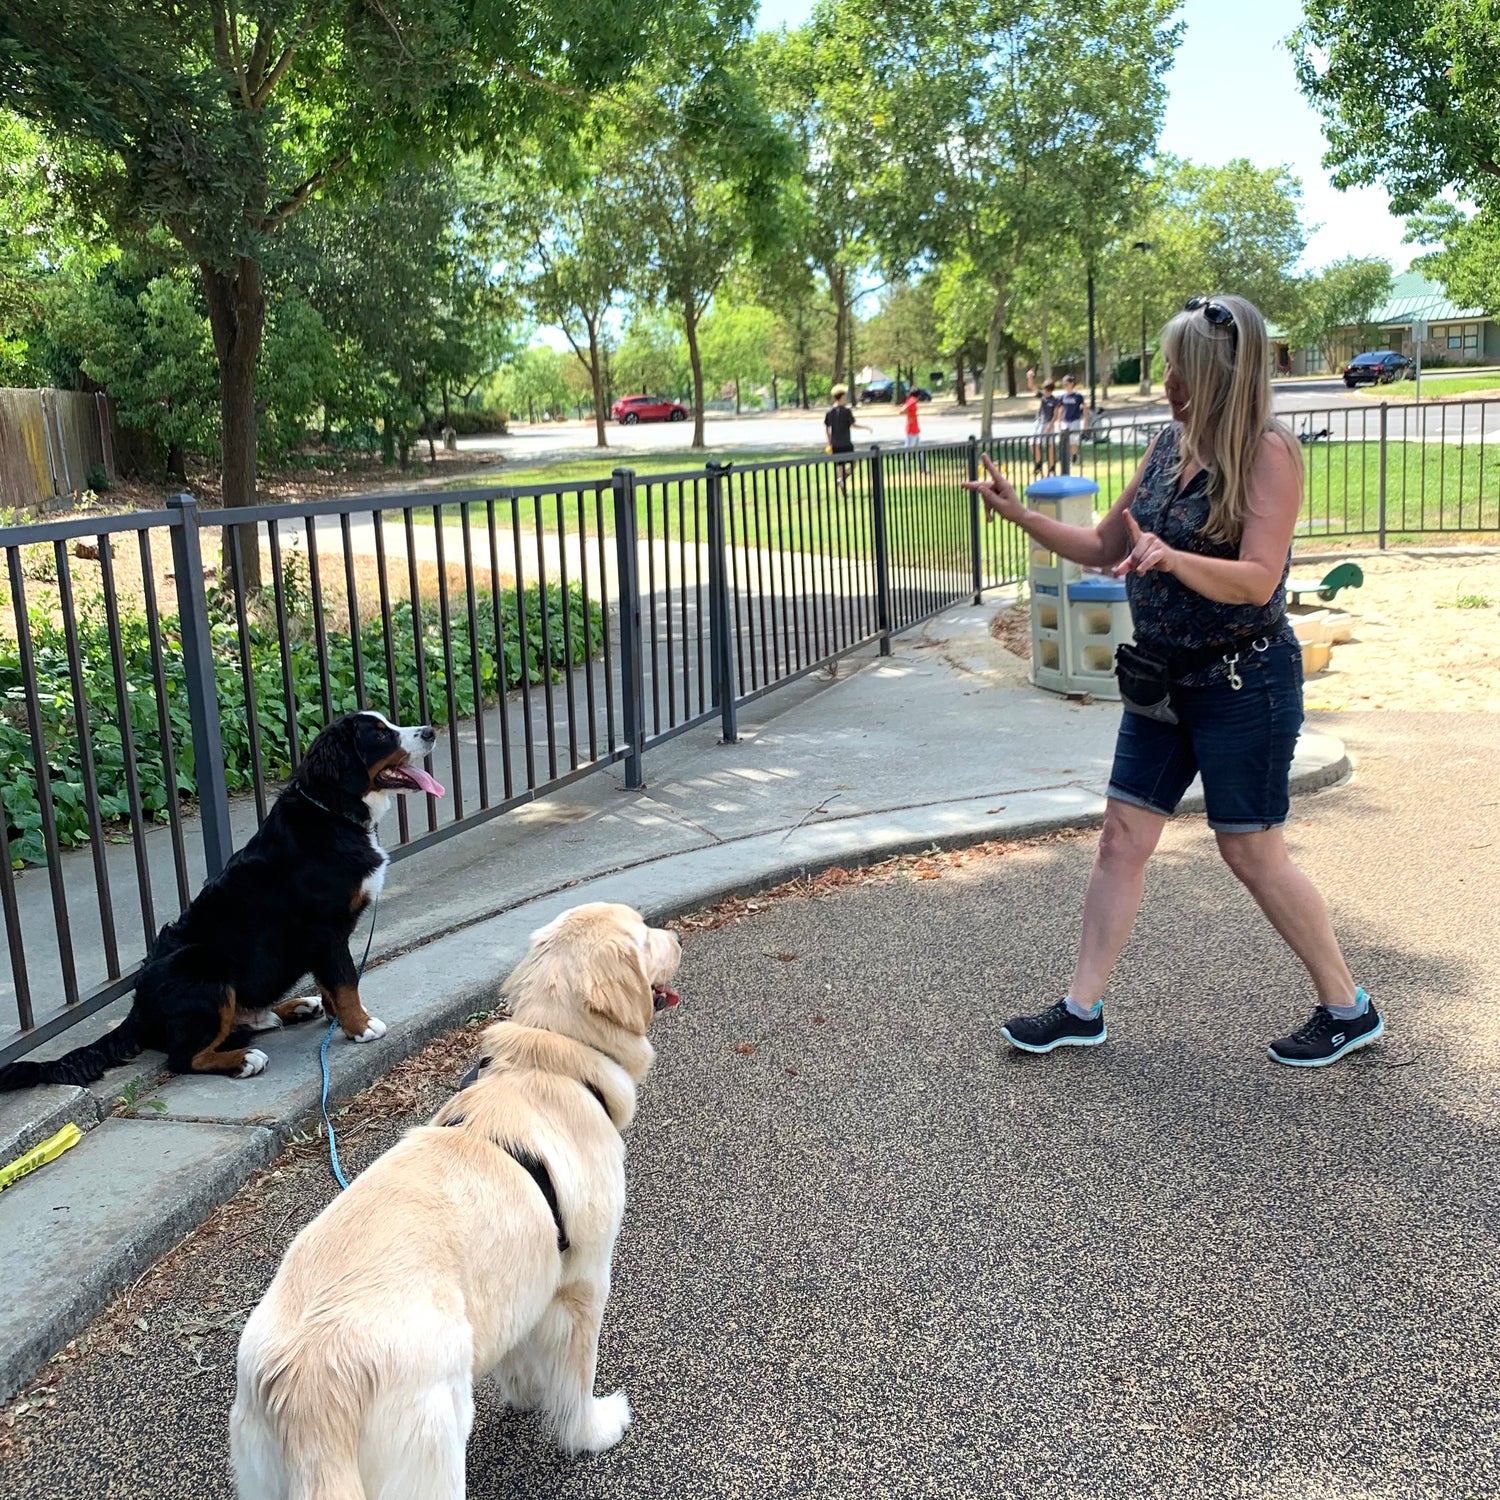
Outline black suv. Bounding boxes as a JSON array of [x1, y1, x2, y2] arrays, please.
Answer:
[[1342, 350, 1414, 387], [859, 380, 932, 404]]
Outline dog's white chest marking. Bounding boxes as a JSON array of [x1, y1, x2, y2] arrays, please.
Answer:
[[361, 826, 388, 905]]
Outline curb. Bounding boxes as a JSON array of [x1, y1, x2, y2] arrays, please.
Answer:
[[0, 735, 1350, 1402]]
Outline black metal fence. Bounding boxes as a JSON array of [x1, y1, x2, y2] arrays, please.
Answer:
[[0, 439, 1025, 1064], [1051, 396, 1500, 544]]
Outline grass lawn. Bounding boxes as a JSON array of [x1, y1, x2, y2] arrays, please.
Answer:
[[1066, 438, 1500, 540], [412, 445, 982, 565], [1354, 371, 1500, 400]]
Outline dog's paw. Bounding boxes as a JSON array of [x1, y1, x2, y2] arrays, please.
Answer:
[[241, 1010, 282, 1033], [287, 996, 324, 1021], [346, 1016, 387, 1043], [237, 1049, 269, 1079], [578, 1390, 631, 1453]]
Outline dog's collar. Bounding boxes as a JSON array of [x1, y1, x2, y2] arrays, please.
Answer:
[[294, 784, 369, 829]]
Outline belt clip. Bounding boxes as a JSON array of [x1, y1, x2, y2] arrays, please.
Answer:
[[1225, 652, 1243, 690]]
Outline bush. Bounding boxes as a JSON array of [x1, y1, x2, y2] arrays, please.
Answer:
[[435, 408, 509, 436], [0, 575, 603, 866]]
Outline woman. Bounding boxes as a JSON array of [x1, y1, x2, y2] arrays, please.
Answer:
[[964, 295, 1381, 1068]]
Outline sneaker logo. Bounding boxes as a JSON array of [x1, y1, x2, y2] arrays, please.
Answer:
[[1330, 1032, 1346, 1046]]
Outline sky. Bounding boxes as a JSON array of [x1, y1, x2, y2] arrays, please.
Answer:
[[755, 0, 1417, 276]]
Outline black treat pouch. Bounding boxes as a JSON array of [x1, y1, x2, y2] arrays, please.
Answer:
[[1115, 641, 1178, 725]]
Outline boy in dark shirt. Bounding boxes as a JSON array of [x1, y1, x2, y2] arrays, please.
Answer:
[[1027, 372, 1060, 477], [1058, 374, 1087, 465], [824, 384, 868, 490]]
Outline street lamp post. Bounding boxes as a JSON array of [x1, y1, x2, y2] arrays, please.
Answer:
[[1132, 239, 1152, 396]]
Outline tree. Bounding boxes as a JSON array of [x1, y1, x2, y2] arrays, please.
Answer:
[[1292, 2, 1500, 218], [0, 0, 682, 584], [832, 0, 1180, 437], [700, 300, 776, 412], [864, 279, 939, 392], [614, 309, 686, 398], [48, 264, 219, 480], [505, 131, 638, 449], [1288, 256, 1394, 373], [492, 345, 573, 426], [286, 166, 516, 468], [615, 6, 794, 447], [751, 24, 871, 391]]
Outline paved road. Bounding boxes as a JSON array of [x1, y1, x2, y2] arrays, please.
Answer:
[[3, 710, 1497, 1499], [460, 378, 1500, 468]]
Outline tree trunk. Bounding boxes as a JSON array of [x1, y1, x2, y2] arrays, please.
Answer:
[[200, 257, 265, 594], [424, 409, 437, 464], [166, 443, 186, 482], [441, 384, 451, 431], [684, 302, 707, 450], [955, 351, 967, 407], [771, 374, 778, 411], [587, 320, 609, 449], [381, 411, 395, 466], [1039, 308, 1052, 384], [799, 370, 808, 409], [980, 290, 1007, 441], [734, 377, 741, 415], [1006, 345, 1017, 398], [829, 266, 847, 385]]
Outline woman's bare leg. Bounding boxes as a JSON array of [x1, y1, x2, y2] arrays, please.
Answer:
[[1067, 798, 1170, 1006], [1214, 827, 1357, 1007]]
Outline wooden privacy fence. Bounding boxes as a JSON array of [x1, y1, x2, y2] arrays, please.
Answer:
[[0, 388, 115, 512]]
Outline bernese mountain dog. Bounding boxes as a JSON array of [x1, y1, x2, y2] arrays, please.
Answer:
[[0, 711, 445, 1090]]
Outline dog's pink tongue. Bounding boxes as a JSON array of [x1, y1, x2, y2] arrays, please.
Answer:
[[408, 767, 446, 797]]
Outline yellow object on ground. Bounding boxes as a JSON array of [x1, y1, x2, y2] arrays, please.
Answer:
[[0, 1122, 83, 1193]]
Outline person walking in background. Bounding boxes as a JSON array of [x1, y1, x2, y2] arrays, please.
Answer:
[[824, 383, 869, 491], [1057, 373, 1087, 466], [901, 387, 927, 473], [966, 294, 1383, 1069], [1026, 368, 1060, 477]]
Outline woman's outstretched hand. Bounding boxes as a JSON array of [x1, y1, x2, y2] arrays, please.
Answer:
[[1112, 511, 1177, 578], [961, 452, 1025, 525]]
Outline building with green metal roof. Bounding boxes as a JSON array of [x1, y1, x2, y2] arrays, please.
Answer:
[[1268, 271, 1499, 377]]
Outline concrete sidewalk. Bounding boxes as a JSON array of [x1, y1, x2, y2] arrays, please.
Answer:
[[0, 600, 1349, 1401]]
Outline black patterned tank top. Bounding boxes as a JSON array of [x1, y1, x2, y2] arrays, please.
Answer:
[[1126, 424, 1293, 685]]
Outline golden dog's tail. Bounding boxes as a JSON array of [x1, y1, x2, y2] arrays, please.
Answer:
[[232, 1330, 370, 1500]]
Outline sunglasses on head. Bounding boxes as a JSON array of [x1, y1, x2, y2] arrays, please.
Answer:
[[1184, 296, 1238, 347]]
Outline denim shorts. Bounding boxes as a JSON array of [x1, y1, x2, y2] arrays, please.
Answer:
[[1107, 638, 1305, 833]]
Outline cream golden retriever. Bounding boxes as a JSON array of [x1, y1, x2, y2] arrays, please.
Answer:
[[229, 902, 682, 1500]]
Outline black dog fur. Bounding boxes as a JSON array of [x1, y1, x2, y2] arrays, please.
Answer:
[[0, 712, 439, 1089]]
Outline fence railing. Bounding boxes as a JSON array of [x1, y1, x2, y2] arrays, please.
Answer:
[[1051, 395, 1500, 544], [6, 396, 1497, 1063], [0, 439, 1026, 1063]]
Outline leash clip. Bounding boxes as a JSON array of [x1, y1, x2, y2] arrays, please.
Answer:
[[1225, 652, 1243, 691]]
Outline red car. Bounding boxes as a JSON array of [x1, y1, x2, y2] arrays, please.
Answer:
[[612, 393, 688, 425]]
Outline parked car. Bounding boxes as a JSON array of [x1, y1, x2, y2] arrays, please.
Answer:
[[611, 393, 689, 424], [1342, 350, 1414, 387], [858, 381, 933, 404]]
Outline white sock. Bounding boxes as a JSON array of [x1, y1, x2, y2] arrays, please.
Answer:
[[1064, 995, 1102, 1020], [1325, 987, 1369, 1021]]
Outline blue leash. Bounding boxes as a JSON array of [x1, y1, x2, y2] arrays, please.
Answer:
[[318, 897, 379, 1192]]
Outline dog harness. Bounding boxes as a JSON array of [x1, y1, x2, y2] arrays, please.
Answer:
[[445, 1068, 614, 1255]]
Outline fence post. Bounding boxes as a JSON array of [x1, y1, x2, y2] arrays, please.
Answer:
[[1059, 421, 1071, 475], [967, 434, 983, 604], [1377, 401, 1389, 550], [611, 469, 646, 789], [705, 461, 739, 745], [167, 493, 234, 877], [869, 446, 893, 655]]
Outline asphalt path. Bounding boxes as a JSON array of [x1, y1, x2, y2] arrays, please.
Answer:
[[3, 709, 1497, 1499]]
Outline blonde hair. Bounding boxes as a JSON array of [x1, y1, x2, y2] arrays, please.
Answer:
[[1160, 295, 1300, 546]]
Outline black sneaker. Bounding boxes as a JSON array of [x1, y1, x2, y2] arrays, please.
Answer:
[[1267, 1002, 1384, 1068], [1002, 999, 1107, 1054]]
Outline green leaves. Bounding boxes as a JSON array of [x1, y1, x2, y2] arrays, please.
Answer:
[[0, 581, 604, 868]]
